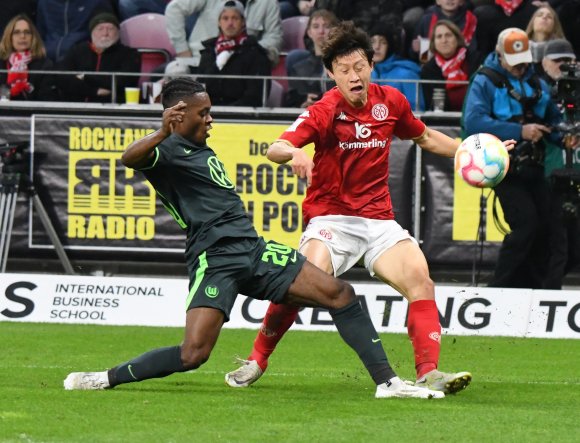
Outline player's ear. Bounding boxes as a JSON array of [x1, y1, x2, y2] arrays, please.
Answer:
[[326, 68, 335, 81]]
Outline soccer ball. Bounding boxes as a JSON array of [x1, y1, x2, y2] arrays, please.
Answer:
[[454, 133, 510, 188]]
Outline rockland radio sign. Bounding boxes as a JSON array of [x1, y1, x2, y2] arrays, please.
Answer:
[[30, 115, 313, 252]]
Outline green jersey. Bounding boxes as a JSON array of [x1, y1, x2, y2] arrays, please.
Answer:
[[139, 133, 258, 263]]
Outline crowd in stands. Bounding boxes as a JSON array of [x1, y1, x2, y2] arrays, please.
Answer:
[[0, 0, 578, 108]]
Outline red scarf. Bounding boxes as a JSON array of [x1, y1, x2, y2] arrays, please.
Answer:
[[428, 10, 477, 46], [435, 47, 468, 89], [435, 47, 468, 111], [7, 51, 33, 98], [215, 31, 248, 56], [495, 0, 524, 16]]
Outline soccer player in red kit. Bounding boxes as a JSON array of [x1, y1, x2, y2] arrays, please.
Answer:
[[226, 21, 508, 394]]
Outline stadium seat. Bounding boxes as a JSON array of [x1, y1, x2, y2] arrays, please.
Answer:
[[119, 13, 176, 83], [266, 80, 284, 107], [281, 16, 309, 53]]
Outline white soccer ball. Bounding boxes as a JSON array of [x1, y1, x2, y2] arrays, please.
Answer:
[[454, 133, 510, 188]]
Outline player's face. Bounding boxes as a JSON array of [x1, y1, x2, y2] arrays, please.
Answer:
[[181, 92, 213, 145], [327, 50, 373, 108]]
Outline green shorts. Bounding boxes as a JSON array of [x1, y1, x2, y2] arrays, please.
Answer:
[[185, 237, 306, 321]]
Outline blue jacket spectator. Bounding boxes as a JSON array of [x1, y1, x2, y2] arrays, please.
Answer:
[[463, 28, 562, 289], [36, 0, 114, 62], [369, 24, 424, 111], [463, 52, 560, 142]]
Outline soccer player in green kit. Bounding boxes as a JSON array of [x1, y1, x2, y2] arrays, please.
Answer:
[[63, 77, 443, 399]]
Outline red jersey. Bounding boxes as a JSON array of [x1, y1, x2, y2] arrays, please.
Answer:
[[280, 83, 426, 224]]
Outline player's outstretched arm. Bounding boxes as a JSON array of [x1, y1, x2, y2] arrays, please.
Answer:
[[267, 140, 314, 186], [413, 127, 460, 157], [122, 101, 186, 169]]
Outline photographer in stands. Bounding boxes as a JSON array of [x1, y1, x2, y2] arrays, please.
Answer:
[[540, 39, 580, 289], [463, 28, 563, 288]]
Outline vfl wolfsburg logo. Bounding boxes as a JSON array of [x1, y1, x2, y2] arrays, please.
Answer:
[[208, 156, 234, 189], [205, 285, 220, 298]]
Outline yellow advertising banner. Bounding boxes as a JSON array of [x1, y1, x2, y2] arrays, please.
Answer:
[[452, 174, 507, 242], [209, 122, 313, 247]]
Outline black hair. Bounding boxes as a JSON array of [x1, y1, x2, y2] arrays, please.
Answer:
[[368, 22, 402, 60], [321, 21, 374, 72], [161, 77, 206, 109]]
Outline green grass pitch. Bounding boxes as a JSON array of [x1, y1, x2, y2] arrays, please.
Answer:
[[1, 322, 579, 442]]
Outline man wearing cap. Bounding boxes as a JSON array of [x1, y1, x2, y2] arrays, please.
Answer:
[[196, 0, 271, 106], [463, 27, 564, 288], [165, 0, 282, 71], [55, 12, 140, 103], [540, 38, 577, 85], [540, 38, 580, 289]]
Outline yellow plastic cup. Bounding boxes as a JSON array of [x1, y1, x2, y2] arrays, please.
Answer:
[[125, 87, 140, 104]]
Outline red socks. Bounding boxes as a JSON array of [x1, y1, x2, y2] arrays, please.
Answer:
[[407, 299, 441, 379], [248, 303, 300, 371]]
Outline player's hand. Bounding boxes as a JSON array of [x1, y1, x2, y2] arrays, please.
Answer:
[[290, 148, 314, 186], [161, 101, 186, 136], [502, 139, 517, 151]]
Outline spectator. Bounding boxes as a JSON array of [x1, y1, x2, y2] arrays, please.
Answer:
[[539, 38, 580, 289], [0, 0, 37, 37], [0, 14, 58, 101], [525, 4, 565, 64], [401, 0, 435, 55], [463, 28, 562, 288], [421, 20, 483, 111], [284, 9, 338, 108], [164, 0, 282, 73], [556, 0, 580, 60], [279, 0, 316, 19], [411, 0, 478, 62], [370, 23, 424, 111], [36, 0, 115, 62], [56, 12, 140, 103], [473, 0, 538, 57], [314, 0, 403, 35], [197, 0, 271, 107], [118, 0, 170, 20]]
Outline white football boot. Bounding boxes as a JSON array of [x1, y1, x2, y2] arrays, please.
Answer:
[[225, 359, 263, 388], [64, 371, 110, 390], [415, 369, 472, 394], [375, 376, 445, 399]]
